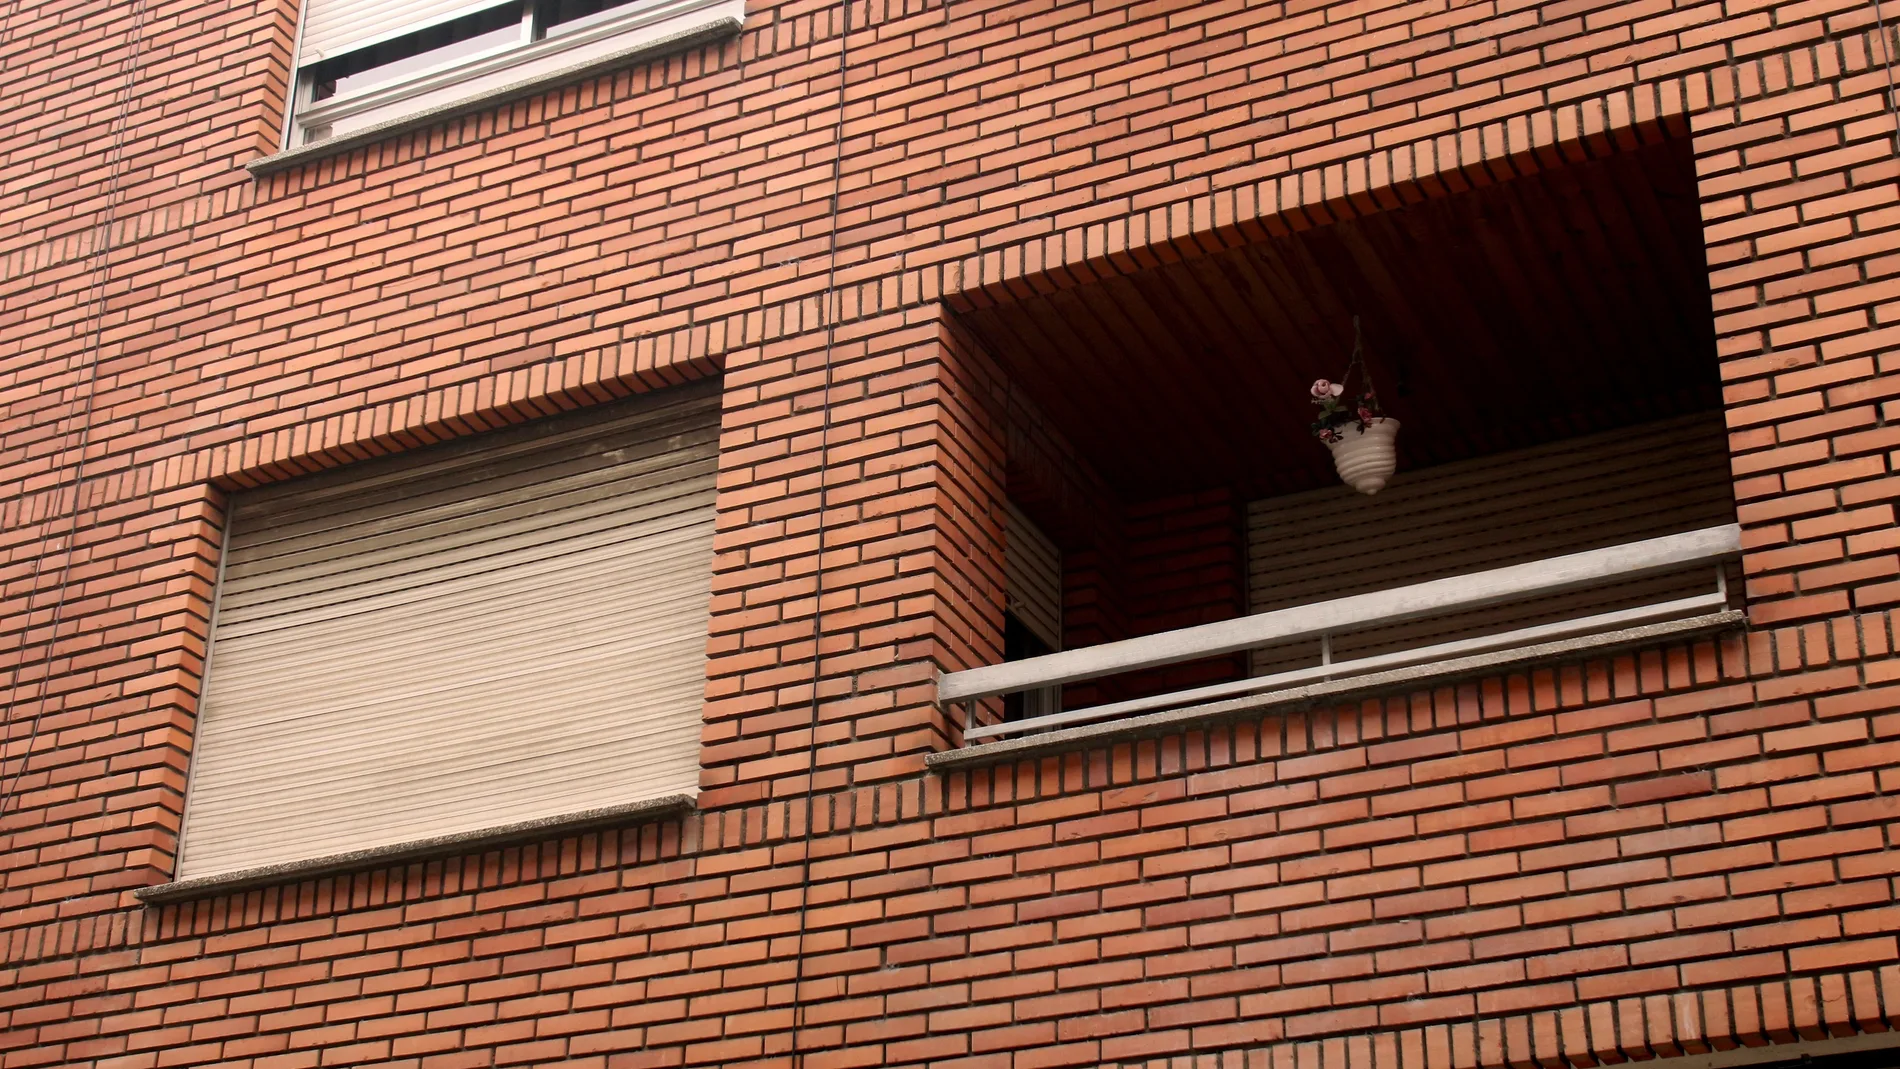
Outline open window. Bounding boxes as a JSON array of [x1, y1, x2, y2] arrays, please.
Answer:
[[282, 0, 744, 151]]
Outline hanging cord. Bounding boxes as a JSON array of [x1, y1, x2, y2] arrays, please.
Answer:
[[1336, 315, 1379, 403], [0, 0, 150, 823], [786, 1, 852, 1066], [1876, 0, 1900, 158], [0, 0, 33, 798]]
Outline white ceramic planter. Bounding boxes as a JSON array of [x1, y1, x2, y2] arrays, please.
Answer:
[[1325, 417, 1400, 495]]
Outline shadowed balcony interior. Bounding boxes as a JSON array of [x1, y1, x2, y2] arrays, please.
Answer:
[[951, 136, 1738, 737], [963, 137, 1720, 500]]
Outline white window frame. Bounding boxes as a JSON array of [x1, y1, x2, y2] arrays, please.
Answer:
[[273, 0, 745, 158]]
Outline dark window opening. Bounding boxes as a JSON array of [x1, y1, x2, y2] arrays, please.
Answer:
[[1002, 612, 1054, 724], [537, 0, 644, 38]]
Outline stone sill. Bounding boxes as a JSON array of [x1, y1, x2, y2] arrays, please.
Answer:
[[136, 792, 697, 905], [927, 611, 1746, 771], [248, 17, 742, 177]]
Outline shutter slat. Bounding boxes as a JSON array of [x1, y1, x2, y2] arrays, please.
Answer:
[[176, 382, 720, 882], [226, 447, 711, 575], [1246, 413, 1735, 675]]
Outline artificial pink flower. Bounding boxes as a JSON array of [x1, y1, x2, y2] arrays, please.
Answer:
[[1310, 379, 1333, 399], [1357, 407, 1373, 421]]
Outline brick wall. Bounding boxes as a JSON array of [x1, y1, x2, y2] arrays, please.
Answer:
[[11, 627, 1900, 1068], [7, 0, 1900, 1066]]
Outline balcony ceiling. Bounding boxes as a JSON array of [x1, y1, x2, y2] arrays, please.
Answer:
[[959, 139, 1722, 501]]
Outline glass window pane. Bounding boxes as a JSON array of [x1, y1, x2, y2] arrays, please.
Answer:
[[312, 3, 527, 102], [538, 0, 642, 39]]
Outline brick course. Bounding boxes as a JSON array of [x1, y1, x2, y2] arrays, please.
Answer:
[[8, 0, 1900, 1066]]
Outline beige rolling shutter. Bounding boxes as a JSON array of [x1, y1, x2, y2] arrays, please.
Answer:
[[1006, 501, 1062, 651], [1247, 412, 1736, 671], [176, 382, 720, 882], [300, 0, 516, 63]]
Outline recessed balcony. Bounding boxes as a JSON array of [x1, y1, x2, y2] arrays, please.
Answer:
[[938, 136, 1738, 758]]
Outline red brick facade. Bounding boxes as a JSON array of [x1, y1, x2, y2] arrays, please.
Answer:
[[7, 0, 1900, 1066]]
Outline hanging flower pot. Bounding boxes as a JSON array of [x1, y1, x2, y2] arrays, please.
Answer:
[[1325, 417, 1400, 494], [1307, 316, 1399, 494]]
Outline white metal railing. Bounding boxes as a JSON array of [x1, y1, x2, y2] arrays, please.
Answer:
[[941, 524, 1743, 744]]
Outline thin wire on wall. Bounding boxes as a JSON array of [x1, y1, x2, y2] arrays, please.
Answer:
[[785, 0, 853, 1065], [0, 0, 151, 821], [1878, 0, 1900, 156]]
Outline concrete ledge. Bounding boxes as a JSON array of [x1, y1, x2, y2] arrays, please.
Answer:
[[136, 792, 697, 904], [927, 611, 1746, 771], [248, 17, 742, 177]]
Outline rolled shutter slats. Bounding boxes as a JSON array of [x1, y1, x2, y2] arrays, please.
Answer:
[[207, 581, 710, 730], [205, 594, 710, 743], [175, 382, 719, 882], [212, 549, 711, 689], [187, 672, 704, 803], [231, 388, 712, 516], [230, 409, 714, 548], [217, 487, 713, 629], [226, 415, 714, 564], [227, 463, 710, 579]]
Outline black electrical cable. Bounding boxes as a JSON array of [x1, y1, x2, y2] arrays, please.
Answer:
[[784, 0, 852, 1065], [0, 0, 151, 824]]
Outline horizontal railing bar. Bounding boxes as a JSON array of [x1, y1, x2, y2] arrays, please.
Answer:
[[941, 524, 1741, 703], [966, 590, 1727, 740]]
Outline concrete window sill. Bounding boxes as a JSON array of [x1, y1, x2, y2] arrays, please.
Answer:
[[136, 792, 696, 904]]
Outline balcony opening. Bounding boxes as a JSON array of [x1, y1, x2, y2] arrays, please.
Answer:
[[955, 136, 1737, 747]]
